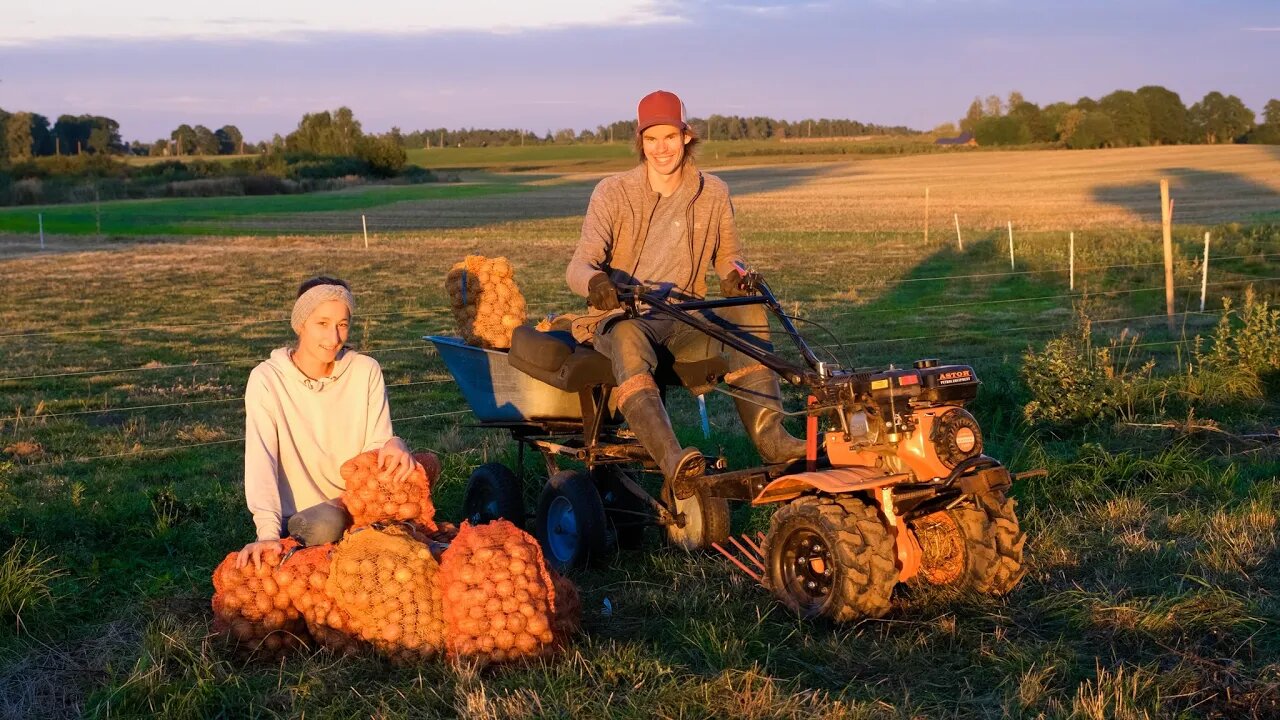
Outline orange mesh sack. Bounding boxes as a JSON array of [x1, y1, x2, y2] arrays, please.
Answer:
[[276, 544, 365, 656], [445, 255, 528, 349], [211, 538, 309, 657], [549, 568, 582, 641], [324, 525, 446, 663], [341, 450, 441, 529], [439, 520, 576, 663]]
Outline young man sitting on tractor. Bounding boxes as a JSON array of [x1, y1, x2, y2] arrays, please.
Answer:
[[565, 89, 807, 492]]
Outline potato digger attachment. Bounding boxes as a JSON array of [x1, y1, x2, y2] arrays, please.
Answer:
[[427, 271, 1036, 622]]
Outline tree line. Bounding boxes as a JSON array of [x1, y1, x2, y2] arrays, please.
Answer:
[[397, 116, 917, 149], [954, 87, 1280, 148]]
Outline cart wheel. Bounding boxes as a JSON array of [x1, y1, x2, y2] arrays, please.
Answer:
[[536, 469, 615, 572], [595, 466, 650, 549], [661, 481, 730, 551], [462, 462, 526, 527], [764, 495, 897, 622]]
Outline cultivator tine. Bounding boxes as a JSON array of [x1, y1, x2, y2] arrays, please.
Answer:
[[712, 532, 769, 587]]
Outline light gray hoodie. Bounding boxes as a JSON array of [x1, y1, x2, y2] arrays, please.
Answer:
[[244, 347, 393, 541]]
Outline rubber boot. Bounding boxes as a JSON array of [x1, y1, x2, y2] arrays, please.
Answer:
[[731, 368, 808, 465], [620, 388, 705, 488]]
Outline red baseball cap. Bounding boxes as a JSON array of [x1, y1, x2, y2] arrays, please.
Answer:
[[637, 90, 687, 132]]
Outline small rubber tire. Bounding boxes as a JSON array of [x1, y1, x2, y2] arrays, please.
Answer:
[[536, 469, 614, 572], [912, 492, 1026, 595], [462, 462, 525, 527], [594, 466, 650, 549], [764, 495, 897, 621], [661, 481, 731, 551]]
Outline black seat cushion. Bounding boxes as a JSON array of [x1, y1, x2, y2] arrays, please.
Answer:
[[509, 325, 730, 395], [509, 326, 614, 392]]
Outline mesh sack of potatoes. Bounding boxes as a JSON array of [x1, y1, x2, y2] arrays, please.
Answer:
[[548, 568, 582, 640], [324, 525, 446, 663], [438, 520, 578, 664], [276, 543, 365, 656], [211, 538, 309, 658], [341, 450, 441, 530], [445, 255, 528, 349]]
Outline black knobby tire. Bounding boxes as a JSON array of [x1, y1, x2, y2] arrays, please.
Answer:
[[535, 469, 615, 572], [594, 466, 650, 549], [973, 492, 1026, 595], [661, 482, 731, 551], [921, 492, 1025, 595], [764, 496, 897, 622], [462, 462, 525, 527]]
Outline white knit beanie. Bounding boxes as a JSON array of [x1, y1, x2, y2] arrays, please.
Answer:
[[291, 284, 355, 334]]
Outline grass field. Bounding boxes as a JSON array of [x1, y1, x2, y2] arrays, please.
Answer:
[[1, 145, 1279, 718]]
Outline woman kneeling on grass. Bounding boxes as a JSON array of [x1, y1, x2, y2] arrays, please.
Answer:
[[236, 276, 420, 568]]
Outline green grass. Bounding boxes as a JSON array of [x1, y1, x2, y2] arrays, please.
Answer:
[[0, 182, 527, 237], [1, 158, 1279, 718], [408, 136, 943, 172]]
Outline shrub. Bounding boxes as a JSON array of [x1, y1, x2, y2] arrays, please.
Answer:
[[1022, 313, 1154, 424], [1197, 287, 1280, 375]]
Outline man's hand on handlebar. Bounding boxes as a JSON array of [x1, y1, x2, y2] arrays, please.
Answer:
[[588, 272, 622, 311], [720, 263, 763, 298]]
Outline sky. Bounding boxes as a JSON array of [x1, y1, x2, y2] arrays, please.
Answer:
[[1, 0, 1276, 142]]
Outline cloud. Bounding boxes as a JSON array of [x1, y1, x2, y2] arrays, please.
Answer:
[[0, 0, 683, 46]]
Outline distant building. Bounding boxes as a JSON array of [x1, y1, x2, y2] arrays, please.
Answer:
[[935, 132, 978, 147]]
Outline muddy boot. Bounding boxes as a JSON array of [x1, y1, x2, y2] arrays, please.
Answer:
[[620, 388, 705, 492], [730, 367, 808, 465]]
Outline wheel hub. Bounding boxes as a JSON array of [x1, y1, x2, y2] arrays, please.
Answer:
[[783, 530, 833, 602], [913, 511, 966, 585], [546, 496, 579, 563]]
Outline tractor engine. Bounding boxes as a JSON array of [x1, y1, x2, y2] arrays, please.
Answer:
[[823, 359, 984, 482]]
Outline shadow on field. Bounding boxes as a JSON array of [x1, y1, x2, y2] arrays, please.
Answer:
[[1093, 166, 1280, 225], [236, 164, 845, 235]]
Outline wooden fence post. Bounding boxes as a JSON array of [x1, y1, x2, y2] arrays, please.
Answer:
[[1161, 179, 1174, 331], [1200, 231, 1210, 313]]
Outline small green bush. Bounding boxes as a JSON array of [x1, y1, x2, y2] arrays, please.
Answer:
[[1022, 314, 1154, 424]]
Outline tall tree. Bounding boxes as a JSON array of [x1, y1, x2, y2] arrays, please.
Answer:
[[6, 112, 35, 160], [1008, 101, 1050, 142], [974, 115, 1031, 146], [0, 107, 9, 161], [87, 116, 121, 154], [959, 98, 984, 134], [1041, 102, 1074, 142], [53, 114, 92, 154], [215, 125, 244, 155], [1066, 112, 1117, 149], [1135, 85, 1188, 145], [193, 125, 219, 155], [1007, 90, 1026, 110], [171, 124, 196, 155], [1263, 99, 1280, 127], [983, 94, 1004, 118], [1056, 108, 1087, 145], [1189, 92, 1254, 143], [287, 107, 364, 155], [1100, 90, 1152, 147]]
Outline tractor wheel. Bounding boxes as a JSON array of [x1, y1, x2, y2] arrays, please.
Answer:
[[536, 469, 615, 572], [594, 466, 650, 549], [462, 462, 525, 527], [912, 492, 1025, 595], [661, 482, 731, 551], [764, 496, 897, 622]]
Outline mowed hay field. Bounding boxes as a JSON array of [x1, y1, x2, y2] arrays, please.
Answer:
[[1, 145, 1279, 718]]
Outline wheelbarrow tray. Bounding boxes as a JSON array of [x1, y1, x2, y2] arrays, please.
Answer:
[[424, 335, 583, 422]]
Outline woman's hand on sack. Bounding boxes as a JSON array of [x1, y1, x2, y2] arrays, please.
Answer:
[[378, 436, 420, 482], [236, 539, 283, 569]]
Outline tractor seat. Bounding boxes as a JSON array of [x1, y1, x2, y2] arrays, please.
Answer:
[[508, 326, 728, 394]]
